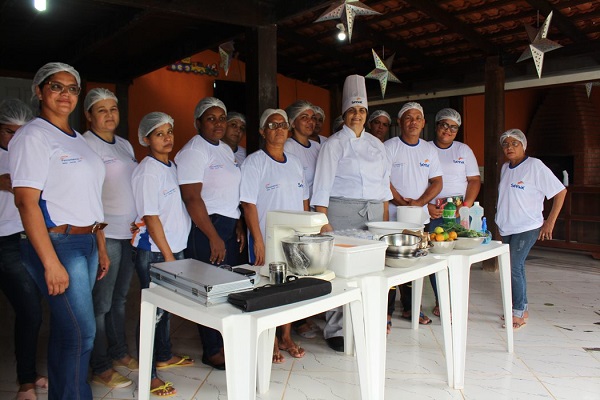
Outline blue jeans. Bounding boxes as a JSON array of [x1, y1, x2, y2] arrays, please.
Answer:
[[21, 233, 98, 400], [90, 238, 135, 375], [502, 228, 540, 318], [134, 248, 184, 379], [0, 233, 43, 385], [185, 215, 239, 358]]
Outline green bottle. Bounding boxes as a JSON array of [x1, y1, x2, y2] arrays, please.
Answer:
[[442, 197, 456, 224]]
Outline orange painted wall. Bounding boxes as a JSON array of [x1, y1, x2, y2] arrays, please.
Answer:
[[463, 87, 544, 165], [126, 50, 331, 160]]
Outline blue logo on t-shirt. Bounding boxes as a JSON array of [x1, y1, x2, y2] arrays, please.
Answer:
[[297, 182, 304, 188], [419, 158, 430, 168], [510, 180, 525, 190]]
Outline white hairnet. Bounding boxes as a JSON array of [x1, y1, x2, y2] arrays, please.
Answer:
[[333, 115, 344, 131], [398, 102, 423, 119], [259, 109, 288, 130], [0, 99, 33, 126], [500, 128, 527, 151], [227, 112, 246, 125], [138, 112, 174, 147], [312, 105, 325, 121], [368, 110, 391, 124], [193, 97, 226, 130], [31, 62, 81, 100], [84, 88, 118, 112], [435, 108, 461, 126], [397, 102, 423, 119], [286, 100, 313, 128]]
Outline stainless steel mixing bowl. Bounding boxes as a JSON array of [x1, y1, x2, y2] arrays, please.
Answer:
[[379, 233, 422, 257], [280, 234, 334, 276]]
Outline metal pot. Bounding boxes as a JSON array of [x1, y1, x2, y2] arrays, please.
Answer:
[[379, 233, 422, 257], [280, 234, 334, 276]]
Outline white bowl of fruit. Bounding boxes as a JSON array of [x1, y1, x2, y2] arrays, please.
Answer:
[[428, 227, 456, 254]]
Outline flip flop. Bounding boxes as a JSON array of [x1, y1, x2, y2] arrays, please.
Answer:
[[279, 344, 305, 358], [156, 355, 194, 369], [432, 305, 440, 317], [150, 381, 176, 397], [503, 320, 526, 331], [400, 312, 432, 325]]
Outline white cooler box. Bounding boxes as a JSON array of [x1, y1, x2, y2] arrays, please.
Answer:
[[329, 236, 387, 278]]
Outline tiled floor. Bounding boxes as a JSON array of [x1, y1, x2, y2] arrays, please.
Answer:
[[1, 247, 599, 399]]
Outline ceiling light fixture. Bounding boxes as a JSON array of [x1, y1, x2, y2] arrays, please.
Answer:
[[336, 23, 347, 41], [34, 0, 46, 11]]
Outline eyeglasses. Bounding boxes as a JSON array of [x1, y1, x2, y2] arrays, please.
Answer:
[[266, 122, 289, 130], [437, 122, 459, 132], [47, 81, 81, 96], [371, 120, 390, 128], [501, 140, 522, 148]]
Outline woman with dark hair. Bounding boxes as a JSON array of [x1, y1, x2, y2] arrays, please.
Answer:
[[175, 97, 244, 370], [9, 62, 107, 399], [132, 111, 193, 396], [0, 98, 47, 400]]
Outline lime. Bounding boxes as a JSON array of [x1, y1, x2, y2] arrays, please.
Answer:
[[442, 232, 449, 241], [434, 226, 444, 234]]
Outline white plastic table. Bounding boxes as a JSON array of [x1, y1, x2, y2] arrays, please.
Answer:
[[442, 241, 513, 389], [138, 277, 369, 400], [353, 257, 453, 400]]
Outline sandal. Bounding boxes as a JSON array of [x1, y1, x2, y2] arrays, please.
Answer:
[[272, 338, 285, 364], [432, 305, 440, 318], [150, 381, 176, 397], [279, 343, 305, 358], [156, 355, 194, 369], [34, 376, 48, 390], [400, 311, 432, 325], [295, 322, 318, 339]]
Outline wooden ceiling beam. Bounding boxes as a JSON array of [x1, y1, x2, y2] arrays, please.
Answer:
[[402, 0, 498, 55], [93, 0, 262, 27]]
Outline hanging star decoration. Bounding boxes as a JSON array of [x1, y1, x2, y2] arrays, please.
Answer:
[[516, 11, 562, 78], [218, 41, 235, 76], [365, 49, 401, 98], [584, 82, 600, 98], [314, 0, 381, 43]]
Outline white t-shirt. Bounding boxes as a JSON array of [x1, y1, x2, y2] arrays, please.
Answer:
[[385, 137, 443, 222], [9, 118, 105, 227], [311, 126, 392, 207], [234, 146, 247, 166], [318, 135, 328, 144], [496, 157, 564, 236], [429, 140, 480, 203], [175, 135, 241, 219], [284, 137, 320, 198], [83, 131, 138, 239], [131, 156, 191, 253], [0, 146, 23, 236], [240, 150, 308, 241]]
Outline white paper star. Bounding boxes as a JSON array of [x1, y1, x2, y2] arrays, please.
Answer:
[[219, 41, 235, 76], [365, 49, 401, 98], [517, 11, 562, 78], [314, 0, 381, 43], [584, 82, 600, 98]]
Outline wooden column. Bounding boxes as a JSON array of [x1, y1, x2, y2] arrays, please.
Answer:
[[483, 56, 505, 270], [245, 24, 278, 154]]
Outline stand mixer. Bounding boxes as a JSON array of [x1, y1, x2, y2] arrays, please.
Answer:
[[262, 210, 334, 279]]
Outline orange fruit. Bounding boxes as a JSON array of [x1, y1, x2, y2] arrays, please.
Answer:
[[435, 234, 445, 242], [449, 231, 458, 240], [429, 233, 437, 241]]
